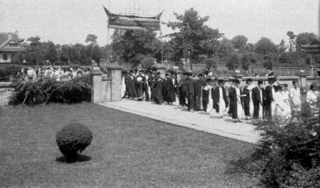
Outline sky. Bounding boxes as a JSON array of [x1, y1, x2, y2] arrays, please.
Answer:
[[1, 0, 319, 46]]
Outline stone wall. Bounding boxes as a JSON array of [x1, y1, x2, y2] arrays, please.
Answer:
[[0, 82, 14, 106], [91, 66, 122, 103]]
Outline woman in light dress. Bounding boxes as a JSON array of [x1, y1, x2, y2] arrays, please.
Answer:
[[274, 84, 291, 123], [306, 84, 319, 115]]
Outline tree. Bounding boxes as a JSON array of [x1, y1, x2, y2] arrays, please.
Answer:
[[216, 38, 235, 58], [91, 45, 101, 65], [255, 37, 277, 55], [60, 45, 69, 64], [277, 39, 287, 54], [140, 55, 155, 69], [111, 29, 160, 66], [226, 53, 240, 70], [26, 36, 46, 65], [166, 8, 222, 61], [241, 54, 250, 70], [45, 42, 58, 64], [231, 35, 248, 50], [295, 32, 317, 52], [85, 34, 98, 44], [287, 31, 296, 52]]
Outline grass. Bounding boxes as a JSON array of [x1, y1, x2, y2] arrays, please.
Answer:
[[0, 103, 257, 188]]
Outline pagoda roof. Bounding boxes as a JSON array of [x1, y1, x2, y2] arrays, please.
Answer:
[[301, 39, 320, 53]]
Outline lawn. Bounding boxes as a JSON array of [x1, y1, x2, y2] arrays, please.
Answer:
[[0, 103, 257, 188]]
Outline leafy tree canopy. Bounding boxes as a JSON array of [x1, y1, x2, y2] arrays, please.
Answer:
[[166, 8, 222, 61], [254, 37, 277, 55]]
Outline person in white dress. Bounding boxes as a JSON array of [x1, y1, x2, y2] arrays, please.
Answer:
[[306, 84, 319, 115], [289, 81, 301, 113], [274, 84, 292, 123]]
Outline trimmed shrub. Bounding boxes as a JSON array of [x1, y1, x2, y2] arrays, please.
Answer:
[[56, 123, 93, 158], [9, 75, 91, 106]]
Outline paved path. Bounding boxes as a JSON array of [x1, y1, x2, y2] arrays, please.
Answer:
[[100, 99, 261, 144]]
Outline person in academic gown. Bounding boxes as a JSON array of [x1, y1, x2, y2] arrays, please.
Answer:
[[162, 73, 169, 103], [182, 72, 194, 111], [228, 79, 235, 116], [193, 74, 206, 111], [243, 79, 253, 119], [135, 70, 145, 101], [148, 69, 156, 101], [252, 81, 265, 119], [178, 73, 187, 108], [152, 72, 163, 104], [212, 79, 228, 118], [141, 70, 149, 101], [202, 78, 213, 113], [166, 72, 177, 104], [265, 78, 276, 119], [127, 70, 137, 99], [229, 79, 245, 122]]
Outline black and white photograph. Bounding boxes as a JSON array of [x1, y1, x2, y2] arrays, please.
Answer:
[[1, 0, 320, 187]]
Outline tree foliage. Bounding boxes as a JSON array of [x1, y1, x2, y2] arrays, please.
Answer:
[[111, 29, 160, 66], [231, 35, 248, 50], [255, 37, 277, 55], [166, 8, 222, 61]]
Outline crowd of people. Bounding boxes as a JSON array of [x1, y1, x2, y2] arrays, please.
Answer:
[[122, 68, 320, 124], [16, 66, 91, 82]]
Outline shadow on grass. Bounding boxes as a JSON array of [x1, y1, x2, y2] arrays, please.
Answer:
[[56, 154, 92, 164]]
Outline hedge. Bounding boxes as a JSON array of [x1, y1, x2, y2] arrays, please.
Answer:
[[9, 75, 91, 106]]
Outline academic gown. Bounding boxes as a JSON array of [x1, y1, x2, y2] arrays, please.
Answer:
[[203, 85, 213, 113], [127, 75, 137, 99], [212, 86, 228, 115], [178, 78, 186, 106], [243, 85, 251, 116], [183, 77, 194, 110], [152, 78, 163, 104], [229, 87, 245, 119], [166, 78, 176, 103], [148, 75, 155, 101], [193, 78, 205, 111], [265, 85, 276, 119], [252, 87, 265, 119]]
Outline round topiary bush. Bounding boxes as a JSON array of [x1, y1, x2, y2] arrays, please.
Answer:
[[56, 123, 93, 158]]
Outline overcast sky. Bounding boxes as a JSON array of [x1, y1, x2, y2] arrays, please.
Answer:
[[1, 0, 319, 46]]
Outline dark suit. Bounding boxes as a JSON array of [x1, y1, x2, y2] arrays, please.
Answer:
[[252, 87, 265, 119]]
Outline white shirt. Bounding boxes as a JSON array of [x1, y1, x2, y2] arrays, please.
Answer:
[[289, 87, 301, 106]]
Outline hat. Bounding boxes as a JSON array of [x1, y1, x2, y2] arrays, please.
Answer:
[[234, 79, 240, 84]]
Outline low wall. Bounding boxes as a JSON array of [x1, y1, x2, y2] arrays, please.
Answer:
[[0, 82, 14, 106]]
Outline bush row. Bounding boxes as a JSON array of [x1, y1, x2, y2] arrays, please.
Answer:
[[233, 102, 320, 188], [0, 65, 24, 81], [9, 75, 91, 106]]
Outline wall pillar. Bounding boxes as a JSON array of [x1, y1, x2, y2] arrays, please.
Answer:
[[91, 67, 102, 103], [110, 67, 122, 102], [299, 72, 307, 89]]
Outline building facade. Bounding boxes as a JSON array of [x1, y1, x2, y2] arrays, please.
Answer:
[[0, 31, 26, 63]]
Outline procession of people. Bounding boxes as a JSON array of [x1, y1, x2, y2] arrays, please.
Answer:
[[121, 68, 319, 124]]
